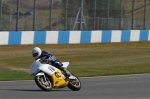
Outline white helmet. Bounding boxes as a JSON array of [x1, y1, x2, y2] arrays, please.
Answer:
[[32, 47, 42, 59]]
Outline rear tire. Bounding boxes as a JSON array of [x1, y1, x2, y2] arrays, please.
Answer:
[[34, 74, 52, 91], [67, 74, 81, 91]]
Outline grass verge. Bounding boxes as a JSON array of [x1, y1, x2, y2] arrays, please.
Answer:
[[0, 42, 150, 80], [0, 67, 32, 81]]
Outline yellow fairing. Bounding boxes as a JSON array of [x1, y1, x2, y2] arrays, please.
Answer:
[[51, 69, 68, 88]]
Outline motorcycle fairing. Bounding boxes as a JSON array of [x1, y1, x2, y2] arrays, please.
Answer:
[[50, 69, 68, 88], [62, 62, 69, 69], [30, 59, 57, 76], [35, 70, 68, 88], [30, 59, 68, 88]]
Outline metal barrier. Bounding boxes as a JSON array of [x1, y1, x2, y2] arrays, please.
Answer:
[[0, 30, 149, 45]]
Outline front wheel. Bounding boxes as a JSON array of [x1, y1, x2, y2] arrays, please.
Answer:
[[67, 74, 81, 91], [34, 74, 52, 91]]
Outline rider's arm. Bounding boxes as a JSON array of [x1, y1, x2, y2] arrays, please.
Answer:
[[40, 51, 57, 64]]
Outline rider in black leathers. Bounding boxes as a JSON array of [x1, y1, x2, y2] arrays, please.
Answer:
[[32, 47, 70, 78]]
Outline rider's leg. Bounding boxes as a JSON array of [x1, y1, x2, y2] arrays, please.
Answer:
[[59, 66, 70, 76], [53, 60, 70, 76]]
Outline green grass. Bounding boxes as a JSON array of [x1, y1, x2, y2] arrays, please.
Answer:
[[1, 42, 150, 80], [0, 67, 32, 81]]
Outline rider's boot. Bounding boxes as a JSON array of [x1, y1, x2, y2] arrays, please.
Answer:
[[59, 67, 70, 80], [54, 61, 70, 80]]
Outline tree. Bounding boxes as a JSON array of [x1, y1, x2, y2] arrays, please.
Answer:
[[2, 2, 11, 15], [1, 2, 11, 30]]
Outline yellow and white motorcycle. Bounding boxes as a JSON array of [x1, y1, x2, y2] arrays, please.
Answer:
[[29, 59, 81, 91]]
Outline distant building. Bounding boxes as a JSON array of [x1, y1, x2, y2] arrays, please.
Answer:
[[12, 11, 33, 19], [12, 11, 24, 19], [24, 11, 33, 18]]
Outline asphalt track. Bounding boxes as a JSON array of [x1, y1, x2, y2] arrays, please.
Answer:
[[0, 74, 150, 99]]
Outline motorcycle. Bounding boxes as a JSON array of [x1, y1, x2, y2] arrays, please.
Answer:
[[29, 59, 81, 91]]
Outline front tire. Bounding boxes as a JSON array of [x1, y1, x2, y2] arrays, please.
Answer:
[[67, 74, 81, 91], [34, 74, 52, 91]]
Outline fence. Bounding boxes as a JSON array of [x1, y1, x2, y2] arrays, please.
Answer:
[[0, 0, 150, 31]]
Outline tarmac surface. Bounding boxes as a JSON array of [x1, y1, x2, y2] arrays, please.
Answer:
[[0, 74, 150, 99]]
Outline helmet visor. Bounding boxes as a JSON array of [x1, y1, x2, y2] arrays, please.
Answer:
[[33, 53, 38, 57]]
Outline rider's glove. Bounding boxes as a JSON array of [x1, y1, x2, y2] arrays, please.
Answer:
[[54, 62, 62, 68], [40, 59, 51, 64]]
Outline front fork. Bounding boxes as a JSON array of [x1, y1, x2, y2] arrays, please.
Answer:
[[35, 72, 49, 85]]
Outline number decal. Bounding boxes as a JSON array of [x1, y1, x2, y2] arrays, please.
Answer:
[[48, 66, 55, 72], [55, 72, 61, 78]]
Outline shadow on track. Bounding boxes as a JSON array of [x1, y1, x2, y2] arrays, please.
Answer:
[[7, 89, 70, 92]]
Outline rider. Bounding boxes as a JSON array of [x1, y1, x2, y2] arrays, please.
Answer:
[[32, 47, 70, 78]]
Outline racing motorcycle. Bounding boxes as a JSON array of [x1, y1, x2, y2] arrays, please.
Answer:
[[29, 59, 81, 91]]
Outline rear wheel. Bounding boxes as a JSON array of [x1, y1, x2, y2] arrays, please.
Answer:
[[34, 74, 52, 91], [67, 74, 81, 91]]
